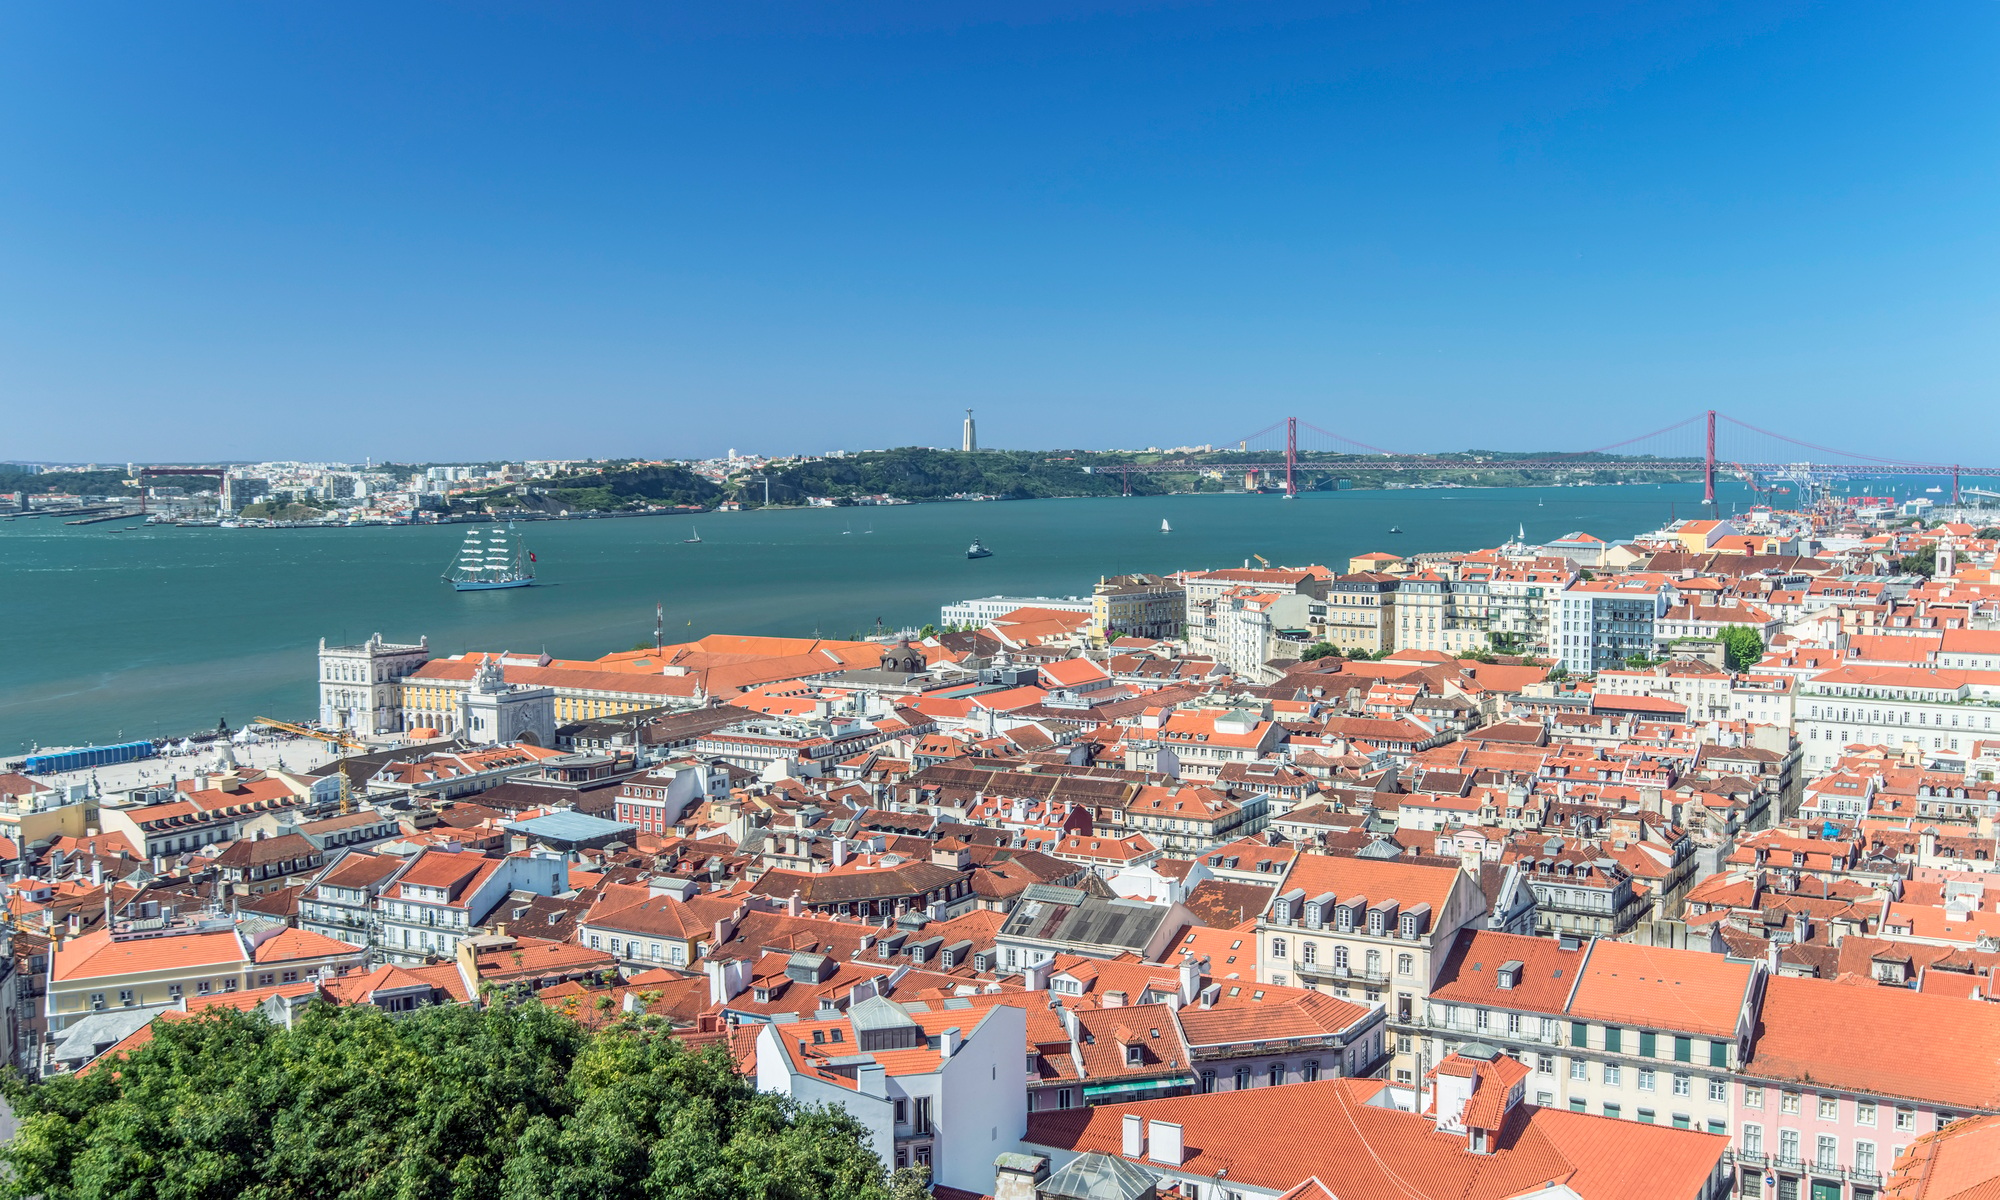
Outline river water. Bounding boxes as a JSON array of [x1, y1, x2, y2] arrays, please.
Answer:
[[1, 482, 1740, 751]]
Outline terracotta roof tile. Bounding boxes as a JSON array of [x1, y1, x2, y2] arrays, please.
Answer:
[[1747, 974, 2000, 1109]]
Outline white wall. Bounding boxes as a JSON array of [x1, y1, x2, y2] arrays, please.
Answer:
[[934, 1004, 1030, 1194]]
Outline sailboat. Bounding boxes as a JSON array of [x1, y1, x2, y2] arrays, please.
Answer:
[[1161, 519, 1172, 533], [682, 525, 702, 544], [444, 523, 535, 591]]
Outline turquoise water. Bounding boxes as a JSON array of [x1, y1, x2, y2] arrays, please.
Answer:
[[1, 483, 1741, 750]]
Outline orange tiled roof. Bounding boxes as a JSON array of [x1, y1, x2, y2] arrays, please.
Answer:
[[1272, 851, 1464, 920], [1024, 1076, 1726, 1200], [1746, 974, 2000, 1109], [253, 927, 365, 963], [1564, 940, 1757, 1039], [51, 927, 246, 982]]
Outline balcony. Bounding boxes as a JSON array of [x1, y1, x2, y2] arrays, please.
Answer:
[[1292, 960, 1390, 986]]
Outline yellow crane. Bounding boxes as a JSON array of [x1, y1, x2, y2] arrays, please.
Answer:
[[253, 716, 363, 750], [1252, 554, 1270, 567], [253, 717, 364, 813]]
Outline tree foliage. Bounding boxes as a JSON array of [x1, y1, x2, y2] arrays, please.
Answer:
[[1897, 543, 1938, 577], [763, 448, 1161, 502], [0, 466, 141, 498], [1300, 641, 1340, 661], [887, 1165, 932, 1200], [0, 1003, 893, 1200], [1718, 624, 1765, 672], [535, 465, 724, 513]]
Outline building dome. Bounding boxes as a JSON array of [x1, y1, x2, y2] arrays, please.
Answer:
[[879, 638, 925, 674]]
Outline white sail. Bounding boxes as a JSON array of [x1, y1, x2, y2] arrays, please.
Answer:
[[444, 522, 536, 588]]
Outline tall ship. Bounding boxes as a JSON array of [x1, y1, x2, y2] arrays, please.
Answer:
[[444, 524, 536, 591]]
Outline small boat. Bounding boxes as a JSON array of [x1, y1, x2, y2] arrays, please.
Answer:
[[1161, 519, 1172, 533], [682, 525, 702, 544], [864, 523, 873, 534], [1388, 526, 1403, 534], [966, 539, 993, 559]]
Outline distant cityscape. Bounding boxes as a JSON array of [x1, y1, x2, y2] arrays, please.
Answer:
[[5, 476, 1999, 1198]]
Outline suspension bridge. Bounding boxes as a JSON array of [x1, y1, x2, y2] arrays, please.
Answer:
[[1100, 410, 2000, 506]]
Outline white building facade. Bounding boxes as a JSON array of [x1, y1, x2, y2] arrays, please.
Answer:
[[318, 634, 430, 734]]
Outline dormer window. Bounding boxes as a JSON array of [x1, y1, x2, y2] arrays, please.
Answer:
[[1125, 1045, 1143, 1066], [1367, 910, 1386, 936]]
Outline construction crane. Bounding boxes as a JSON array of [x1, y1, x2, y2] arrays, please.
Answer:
[[1252, 554, 1271, 567], [253, 716, 362, 750], [254, 717, 364, 813]]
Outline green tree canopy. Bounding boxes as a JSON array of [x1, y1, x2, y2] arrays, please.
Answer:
[[1898, 543, 1938, 577], [534, 464, 723, 512], [1300, 641, 1340, 661], [1718, 624, 1766, 672], [0, 1003, 892, 1200]]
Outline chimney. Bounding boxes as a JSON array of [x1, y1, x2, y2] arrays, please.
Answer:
[[1177, 956, 1203, 1007], [1147, 1120, 1184, 1166], [1121, 1113, 1146, 1158], [1431, 1061, 1477, 1133], [855, 1060, 886, 1098], [832, 839, 849, 868], [786, 891, 802, 918], [705, 956, 750, 1004], [939, 1026, 962, 1057]]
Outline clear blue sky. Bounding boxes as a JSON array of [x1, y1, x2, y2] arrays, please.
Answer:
[[2, 1, 1995, 463]]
